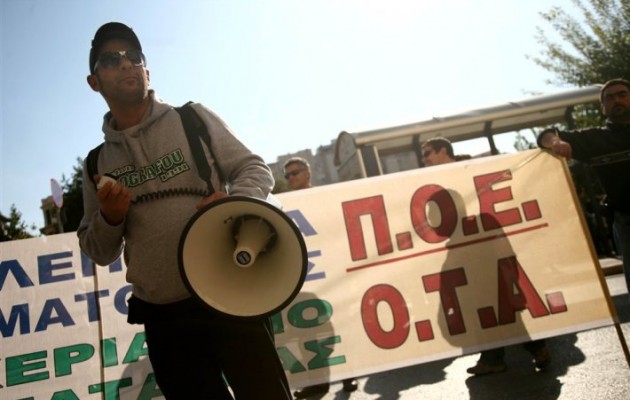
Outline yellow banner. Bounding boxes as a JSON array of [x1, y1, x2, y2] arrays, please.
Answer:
[[272, 149, 614, 387]]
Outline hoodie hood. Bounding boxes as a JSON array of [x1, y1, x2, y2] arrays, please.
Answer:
[[102, 90, 170, 143]]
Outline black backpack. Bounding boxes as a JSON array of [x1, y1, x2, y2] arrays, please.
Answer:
[[86, 102, 223, 195]]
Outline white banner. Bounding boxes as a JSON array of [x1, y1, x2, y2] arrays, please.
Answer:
[[1, 150, 614, 398]]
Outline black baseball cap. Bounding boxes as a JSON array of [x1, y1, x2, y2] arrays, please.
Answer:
[[89, 22, 142, 74]]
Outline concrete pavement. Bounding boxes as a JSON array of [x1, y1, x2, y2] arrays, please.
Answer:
[[305, 270, 630, 400]]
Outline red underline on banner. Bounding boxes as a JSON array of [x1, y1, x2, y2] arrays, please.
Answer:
[[346, 222, 549, 272]]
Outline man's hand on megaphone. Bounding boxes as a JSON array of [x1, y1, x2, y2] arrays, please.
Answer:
[[196, 191, 228, 210]]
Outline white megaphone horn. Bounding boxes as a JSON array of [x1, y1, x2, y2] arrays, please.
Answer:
[[178, 195, 307, 319]]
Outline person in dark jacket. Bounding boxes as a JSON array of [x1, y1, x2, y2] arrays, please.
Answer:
[[538, 78, 630, 296]]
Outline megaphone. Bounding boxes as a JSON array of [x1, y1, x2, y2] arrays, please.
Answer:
[[178, 195, 307, 318]]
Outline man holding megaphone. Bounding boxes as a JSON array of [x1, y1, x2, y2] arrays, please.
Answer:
[[78, 22, 292, 399]]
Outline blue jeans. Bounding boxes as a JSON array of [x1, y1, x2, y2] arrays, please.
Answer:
[[613, 212, 630, 293]]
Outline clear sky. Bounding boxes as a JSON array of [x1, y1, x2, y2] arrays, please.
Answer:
[[1, 0, 583, 233]]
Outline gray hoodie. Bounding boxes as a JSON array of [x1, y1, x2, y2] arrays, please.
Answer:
[[77, 91, 274, 304]]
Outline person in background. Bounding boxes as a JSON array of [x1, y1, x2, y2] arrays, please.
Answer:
[[421, 137, 551, 376], [538, 78, 630, 296], [422, 137, 459, 166], [283, 157, 313, 191], [282, 157, 359, 398], [78, 22, 291, 399]]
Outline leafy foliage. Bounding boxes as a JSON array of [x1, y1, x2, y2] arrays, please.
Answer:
[[532, 0, 630, 86], [530, 0, 630, 128], [513, 129, 538, 151], [60, 157, 86, 232], [529, 0, 629, 256], [272, 173, 290, 194], [0, 205, 35, 241]]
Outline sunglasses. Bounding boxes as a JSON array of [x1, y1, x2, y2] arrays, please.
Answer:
[[284, 170, 304, 179], [423, 149, 434, 158], [94, 50, 146, 71]]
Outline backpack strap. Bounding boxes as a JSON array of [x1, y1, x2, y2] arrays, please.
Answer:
[[175, 102, 225, 195], [86, 143, 104, 189], [85, 103, 222, 193]]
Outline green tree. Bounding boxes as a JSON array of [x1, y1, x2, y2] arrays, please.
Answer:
[[513, 129, 537, 151], [1, 205, 35, 241], [531, 0, 630, 127], [60, 157, 86, 232], [271, 172, 290, 194], [529, 0, 629, 256]]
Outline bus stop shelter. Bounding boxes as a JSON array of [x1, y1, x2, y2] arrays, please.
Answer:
[[334, 85, 602, 181]]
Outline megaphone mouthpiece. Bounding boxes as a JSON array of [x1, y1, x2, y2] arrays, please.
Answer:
[[232, 215, 276, 268]]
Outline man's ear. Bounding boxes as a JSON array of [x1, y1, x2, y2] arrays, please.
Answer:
[[87, 74, 100, 92]]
